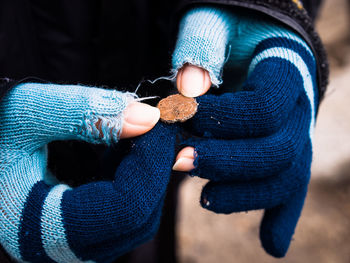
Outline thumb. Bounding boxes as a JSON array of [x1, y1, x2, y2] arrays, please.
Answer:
[[176, 64, 211, 97], [120, 102, 160, 139], [172, 7, 232, 96]]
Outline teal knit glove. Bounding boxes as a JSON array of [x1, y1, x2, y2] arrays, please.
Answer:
[[173, 7, 312, 90], [172, 7, 318, 257], [0, 83, 177, 262], [173, 7, 230, 86], [0, 83, 135, 150]]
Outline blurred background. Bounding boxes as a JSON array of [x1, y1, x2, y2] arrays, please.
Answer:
[[176, 0, 350, 262]]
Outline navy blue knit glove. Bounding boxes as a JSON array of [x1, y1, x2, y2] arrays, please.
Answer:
[[0, 83, 176, 263], [173, 7, 318, 257]]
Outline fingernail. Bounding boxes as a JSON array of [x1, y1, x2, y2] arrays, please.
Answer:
[[172, 157, 195, 172], [179, 65, 207, 98], [124, 102, 160, 128]]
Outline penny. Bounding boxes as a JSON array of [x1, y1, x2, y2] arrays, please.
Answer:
[[157, 94, 198, 123]]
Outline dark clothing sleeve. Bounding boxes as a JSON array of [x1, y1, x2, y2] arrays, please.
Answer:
[[302, 0, 324, 21], [0, 0, 326, 103], [0, 245, 12, 263], [0, 79, 16, 102]]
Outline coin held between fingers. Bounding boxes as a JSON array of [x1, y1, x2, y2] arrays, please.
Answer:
[[157, 94, 198, 123]]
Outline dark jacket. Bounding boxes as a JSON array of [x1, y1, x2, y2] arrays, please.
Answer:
[[0, 0, 327, 262]]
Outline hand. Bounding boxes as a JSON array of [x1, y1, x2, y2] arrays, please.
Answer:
[[0, 83, 177, 262], [171, 7, 318, 257]]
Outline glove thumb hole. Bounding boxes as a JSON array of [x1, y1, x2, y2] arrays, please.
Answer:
[[199, 183, 224, 213], [79, 90, 160, 145]]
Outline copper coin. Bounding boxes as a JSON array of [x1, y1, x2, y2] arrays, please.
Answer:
[[157, 94, 198, 123]]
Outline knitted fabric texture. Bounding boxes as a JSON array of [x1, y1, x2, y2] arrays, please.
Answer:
[[174, 0, 329, 101], [0, 83, 178, 262], [173, 7, 317, 257]]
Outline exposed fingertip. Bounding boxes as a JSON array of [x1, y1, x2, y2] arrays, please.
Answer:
[[175, 146, 195, 161], [172, 157, 195, 172], [120, 102, 160, 138], [173, 146, 196, 172], [177, 65, 211, 97]]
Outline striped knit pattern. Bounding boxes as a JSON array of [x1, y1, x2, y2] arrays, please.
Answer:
[[172, 7, 314, 90], [173, 7, 318, 258], [0, 83, 177, 262]]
